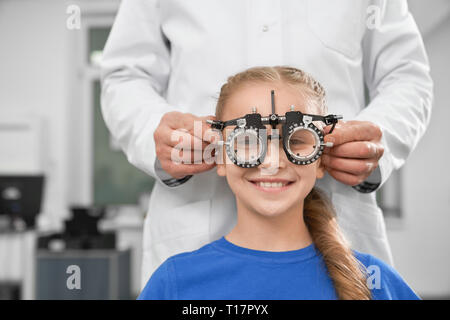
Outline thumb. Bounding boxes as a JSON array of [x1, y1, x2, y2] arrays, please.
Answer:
[[202, 115, 220, 143]]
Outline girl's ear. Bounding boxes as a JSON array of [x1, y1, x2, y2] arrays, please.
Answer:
[[316, 158, 325, 179]]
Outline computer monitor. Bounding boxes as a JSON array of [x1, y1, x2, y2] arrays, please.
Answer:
[[0, 175, 44, 228]]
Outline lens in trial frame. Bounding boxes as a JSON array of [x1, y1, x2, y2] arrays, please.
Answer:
[[231, 129, 264, 165], [286, 128, 319, 159]]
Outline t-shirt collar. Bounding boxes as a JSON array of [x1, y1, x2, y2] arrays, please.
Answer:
[[211, 236, 319, 264]]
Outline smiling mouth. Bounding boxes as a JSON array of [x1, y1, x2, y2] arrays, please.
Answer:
[[247, 179, 295, 192]]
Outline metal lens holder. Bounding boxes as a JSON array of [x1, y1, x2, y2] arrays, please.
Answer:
[[206, 90, 342, 168], [224, 113, 267, 168], [283, 113, 323, 165]]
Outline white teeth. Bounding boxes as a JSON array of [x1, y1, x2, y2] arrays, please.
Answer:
[[256, 182, 286, 188]]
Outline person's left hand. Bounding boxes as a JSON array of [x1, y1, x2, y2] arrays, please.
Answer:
[[321, 120, 384, 186]]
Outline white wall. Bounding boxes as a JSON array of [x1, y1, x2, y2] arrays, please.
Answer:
[[386, 4, 450, 297], [409, 0, 450, 37], [0, 0, 72, 230]]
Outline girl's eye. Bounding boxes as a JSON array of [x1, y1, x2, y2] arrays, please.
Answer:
[[290, 139, 305, 145]]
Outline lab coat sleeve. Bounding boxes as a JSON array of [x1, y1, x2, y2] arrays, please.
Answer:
[[100, 0, 171, 181], [356, 0, 433, 188]]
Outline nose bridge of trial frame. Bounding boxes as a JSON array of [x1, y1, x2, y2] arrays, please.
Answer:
[[207, 89, 343, 140]]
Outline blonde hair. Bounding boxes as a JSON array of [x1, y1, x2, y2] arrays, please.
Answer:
[[216, 66, 371, 300], [216, 66, 327, 120]]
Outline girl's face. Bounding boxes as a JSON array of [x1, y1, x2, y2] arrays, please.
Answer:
[[216, 81, 325, 218]]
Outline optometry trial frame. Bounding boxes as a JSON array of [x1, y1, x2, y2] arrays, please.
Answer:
[[206, 90, 343, 168]]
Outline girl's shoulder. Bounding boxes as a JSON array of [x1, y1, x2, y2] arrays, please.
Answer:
[[352, 250, 421, 300], [165, 241, 218, 264], [138, 242, 218, 299]]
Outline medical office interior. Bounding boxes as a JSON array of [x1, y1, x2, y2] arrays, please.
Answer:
[[0, 0, 449, 300]]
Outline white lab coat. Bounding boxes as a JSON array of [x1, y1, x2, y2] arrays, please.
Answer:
[[100, 0, 433, 289]]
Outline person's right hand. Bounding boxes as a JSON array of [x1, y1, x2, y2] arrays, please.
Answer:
[[154, 111, 221, 179]]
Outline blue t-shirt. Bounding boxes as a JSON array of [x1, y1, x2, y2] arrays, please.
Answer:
[[138, 236, 419, 300]]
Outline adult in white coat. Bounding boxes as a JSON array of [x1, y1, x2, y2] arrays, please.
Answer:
[[100, 0, 433, 289]]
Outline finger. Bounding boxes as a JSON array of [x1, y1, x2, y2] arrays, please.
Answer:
[[186, 149, 216, 164], [325, 167, 364, 186], [162, 111, 188, 129], [163, 143, 216, 163], [164, 112, 214, 140], [183, 114, 222, 144], [178, 114, 218, 142], [184, 114, 223, 145], [160, 113, 222, 151], [322, 120, 346, 135], [203, 126, 223, 144], [168, 129, 210, 150], [324, 120, 382, 146], [321, 154, 377, 176], [322, 141, 382, 159]]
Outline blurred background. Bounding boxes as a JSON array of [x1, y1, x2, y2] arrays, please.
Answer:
[[0, 0, 448, 299]]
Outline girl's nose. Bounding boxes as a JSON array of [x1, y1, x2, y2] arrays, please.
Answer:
[[259, 132, 286, 173]]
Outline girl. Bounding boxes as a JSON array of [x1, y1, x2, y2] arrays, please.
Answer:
[[138, 66, 419, 300]]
